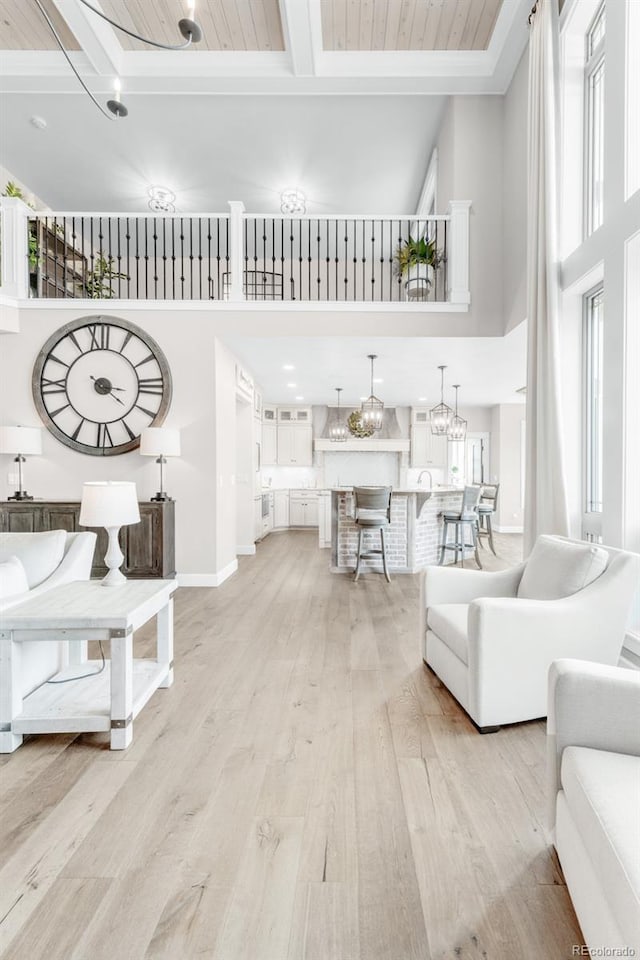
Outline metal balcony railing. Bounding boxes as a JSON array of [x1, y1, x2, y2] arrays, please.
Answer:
[[0, 199, 471, 307]]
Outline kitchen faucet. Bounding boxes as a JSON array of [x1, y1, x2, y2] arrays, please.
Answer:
[[417, 470, 433, 489]]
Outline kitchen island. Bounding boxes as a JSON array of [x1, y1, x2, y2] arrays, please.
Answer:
[[330, 487, 464, 574]]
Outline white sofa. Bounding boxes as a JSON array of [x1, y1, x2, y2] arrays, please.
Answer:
[[548, 659, 640, 955], [420, 535, 639, 730], [0, 529, 96, 695]]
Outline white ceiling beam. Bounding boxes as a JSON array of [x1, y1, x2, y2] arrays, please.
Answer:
[[279, 0, 322, 77], [51, 0, 123, 76]]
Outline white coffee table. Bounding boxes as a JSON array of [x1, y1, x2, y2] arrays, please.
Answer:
[[0, 579, 176, 752]]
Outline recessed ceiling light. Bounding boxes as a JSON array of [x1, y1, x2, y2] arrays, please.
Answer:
[[418, 397, 427, 402], [359, 396, 368, 401], [295, 395, 304, 401], [283, 364, 295, 371], [373, 378, 383, 384], [30, 115, 47, 130], [287, 382, 296, 388]]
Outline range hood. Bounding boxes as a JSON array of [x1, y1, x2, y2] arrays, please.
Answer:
[[316, 407, 409, 452], [315, 438, 410, 452]]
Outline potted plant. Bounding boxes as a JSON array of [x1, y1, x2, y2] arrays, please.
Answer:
[[394, 234, 442, 300], [81, 254, 128, 299]]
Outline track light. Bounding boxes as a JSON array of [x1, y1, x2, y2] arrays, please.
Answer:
[[34, 0, 202, 120]]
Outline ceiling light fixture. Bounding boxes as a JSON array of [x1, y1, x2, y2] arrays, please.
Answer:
[[361, 355, 384, 432], [283, 364, 295, 371], [430, 365, 454, 436], [330, 388, 348, 442], [280, 189, 306, 215], [287, 382, 297, 388], [33, 0, 201, 120], [148, 186, 176, 213], [448, 385, 467, 442]]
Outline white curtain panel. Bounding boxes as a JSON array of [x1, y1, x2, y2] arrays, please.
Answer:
[[524, 0, 570, 555]]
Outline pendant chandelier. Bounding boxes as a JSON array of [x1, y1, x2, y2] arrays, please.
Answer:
[[34, 0, 202, 120], [330, 388, 348, 442], [430, 365, 454, 436], [448, 385, 467, 441], [361, 355, 384, 431]]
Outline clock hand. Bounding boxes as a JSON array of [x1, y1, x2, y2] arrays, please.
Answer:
[[108, 391, 125, 406]]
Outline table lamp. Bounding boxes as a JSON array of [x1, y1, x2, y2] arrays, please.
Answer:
[[140, 427, 181, 501], [0, 426, 42, 501], [79, 481, 140, 586]]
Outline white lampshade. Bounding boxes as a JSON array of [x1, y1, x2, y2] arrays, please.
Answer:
[[79, 481, 140, 528], [0, 426, 42, 456], [139, 427, 181, 457]]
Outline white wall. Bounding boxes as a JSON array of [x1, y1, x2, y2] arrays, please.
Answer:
[[435, 96, 505, 336], [502, 48, 529, 334], [490, 403, 525, 532], [0, 307, 255, 584]]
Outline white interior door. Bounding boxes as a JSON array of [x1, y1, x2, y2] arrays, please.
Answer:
[[466, 434, 489, 484]]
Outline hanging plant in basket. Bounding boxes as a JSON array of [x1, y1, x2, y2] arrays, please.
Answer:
[[347, 410, 375, 438]]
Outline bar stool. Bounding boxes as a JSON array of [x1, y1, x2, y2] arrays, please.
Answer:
[[439, 485, 482, 568], [476, 483, 499, 556], [353, 486, 392, 582]]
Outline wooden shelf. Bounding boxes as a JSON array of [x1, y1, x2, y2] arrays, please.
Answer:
[[13, 659, 169, 735], [34, 221, 86, 299]]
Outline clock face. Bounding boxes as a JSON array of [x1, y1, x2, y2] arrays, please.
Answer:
[[32, 316, 172, 456]]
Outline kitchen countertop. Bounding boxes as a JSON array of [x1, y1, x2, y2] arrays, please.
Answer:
[[330, 487, 461, 494]]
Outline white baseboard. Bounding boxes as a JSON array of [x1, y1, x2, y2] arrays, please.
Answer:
[[177, 559, 238, 589], [494, 525, 524, 534], [236, 545, 256, 555]]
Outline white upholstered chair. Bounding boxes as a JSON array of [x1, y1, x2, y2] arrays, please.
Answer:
[[547, 659, 640, 955], [420, 535, 639, 731]]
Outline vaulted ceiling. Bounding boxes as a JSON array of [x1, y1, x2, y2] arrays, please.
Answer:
[[0, 0, 529, 213]]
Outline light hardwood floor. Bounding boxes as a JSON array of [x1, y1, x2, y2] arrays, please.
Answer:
[[0, 531, 583, 959]]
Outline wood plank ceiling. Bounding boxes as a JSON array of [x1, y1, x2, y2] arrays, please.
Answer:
[[320, 0, 504, 51], [0, 0, 80, 50], [99, 0, 285, 51]]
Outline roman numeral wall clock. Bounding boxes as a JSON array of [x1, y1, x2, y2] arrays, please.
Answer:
[[32, 316, 172, 456]]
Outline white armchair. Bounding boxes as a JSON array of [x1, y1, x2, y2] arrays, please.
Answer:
[[548, 659, 640, 955], [420, 535, 639, 731]]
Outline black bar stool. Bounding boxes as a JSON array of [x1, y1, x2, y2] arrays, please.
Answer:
[[476, 483, 499, 556], [353, 486, 392, 582], [439, 485, 482, 568]]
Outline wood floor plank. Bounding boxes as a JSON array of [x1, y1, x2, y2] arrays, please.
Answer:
[[0, 530, 584, 959], [212, 816, 304, 960], [352, 668, 431, 960], [0, 760, 136, 954]]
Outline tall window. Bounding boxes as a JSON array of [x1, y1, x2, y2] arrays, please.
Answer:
[[585, 2, 605, 234], [584, 287, 604, 523]]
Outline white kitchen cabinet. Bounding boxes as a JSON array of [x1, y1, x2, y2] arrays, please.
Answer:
[[410, 424, 448, 468], [262, 422, 277, 465], [277, 423, 313, 466], [289, 491, 318, 527], [277, 407, 312, 423], [317, 491, 332, 548], [253, 497, 262, 542], [274, 490, 289, 528]]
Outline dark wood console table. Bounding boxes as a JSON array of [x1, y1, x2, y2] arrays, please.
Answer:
[[0, 500, 175, 579]]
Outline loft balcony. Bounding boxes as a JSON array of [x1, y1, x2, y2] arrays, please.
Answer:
[[0, 198, 470, 311]]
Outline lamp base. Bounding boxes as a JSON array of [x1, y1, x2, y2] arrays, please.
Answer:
[[102, 526, 126, 587], [8, 491, 33, 501], [150, 492, 172, 502], [101, 567, 127, 587]]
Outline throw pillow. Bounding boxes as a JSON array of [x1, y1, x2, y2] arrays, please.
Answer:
[[0, 556, 29, 600], [518, 536, 608, 601], [0, 530, 67, 589]]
